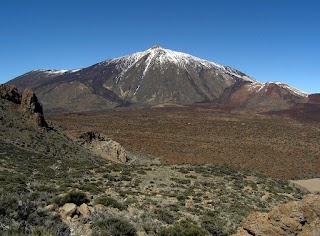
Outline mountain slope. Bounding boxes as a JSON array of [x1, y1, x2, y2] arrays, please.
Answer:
[[223, 81, 308, 111], [8, 46, 308, 113]]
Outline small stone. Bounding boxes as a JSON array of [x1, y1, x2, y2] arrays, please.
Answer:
[[185, 199, 195, 209], [45, 204, 55, 211]]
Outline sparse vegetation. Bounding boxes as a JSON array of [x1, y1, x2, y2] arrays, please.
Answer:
[[0, 190, 69, 235], [158, 221, 209, 236], [154, 208, 176, 224]]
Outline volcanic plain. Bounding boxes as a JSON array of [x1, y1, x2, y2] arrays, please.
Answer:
[[49, 106, 320, 180]]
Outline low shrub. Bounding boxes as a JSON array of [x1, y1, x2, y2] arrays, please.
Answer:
[[53, 191, 88, 206], [94, 196, 126, 210], [201, 214, 228, 236], [158, 221, 208, 236], [92, 217, 136, 236], [154, 208, 175, 224]]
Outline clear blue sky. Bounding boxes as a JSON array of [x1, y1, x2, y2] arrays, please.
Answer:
[[1, 0, 319, 93]]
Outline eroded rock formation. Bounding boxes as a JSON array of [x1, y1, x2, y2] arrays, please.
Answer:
[[233, 194, 320, 236], [20, 88, 48, 127], [0, 84, 47, 128], [79, 131, 128, 163]]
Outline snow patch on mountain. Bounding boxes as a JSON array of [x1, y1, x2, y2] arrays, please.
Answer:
[[273, 82, 308, 97], [246, 81, 308, 97], [102, 46, 256, 83], [33, 69, 68, 74], [246, 82, 264, 92], [70, 69, 82, 73], [33, 69, 82, 74]]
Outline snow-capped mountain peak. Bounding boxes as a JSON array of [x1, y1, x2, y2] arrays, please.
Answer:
[[104, 46, 255, 83]]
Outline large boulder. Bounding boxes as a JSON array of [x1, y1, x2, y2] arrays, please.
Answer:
[[59, 203, 77, 219], [233, 194, 320, 236]]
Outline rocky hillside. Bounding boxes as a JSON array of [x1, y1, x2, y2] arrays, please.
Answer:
[[8, 46, 308, 114], [0, 84, 98, 159]]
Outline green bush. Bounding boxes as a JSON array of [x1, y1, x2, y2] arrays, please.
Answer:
[[32, 226, 56, 236], [176, 194, 187, 202], [53, 191, 88, 206], [201, 214, 228, 236], [80, 183, 102, 194], [94, 196, 126, 210], [154, 208, 175, 224], [92, 217, 136, 236], [158, 221, 208, 236]]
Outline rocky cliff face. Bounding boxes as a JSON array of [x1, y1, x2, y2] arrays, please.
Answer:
[[233, 194, 320, 236]]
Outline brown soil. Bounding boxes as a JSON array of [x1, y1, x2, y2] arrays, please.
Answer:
[[49, 106, 320, 180], [266, 103, 320, 123]]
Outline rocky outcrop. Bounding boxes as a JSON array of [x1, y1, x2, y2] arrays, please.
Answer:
[[79, 131, 128, 163], [0, 84, 48, 128], [233, 194, 320, 236], [20, 88, 48, 128], [58, 203, 93, 236], [0, 84, 21, 104]]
